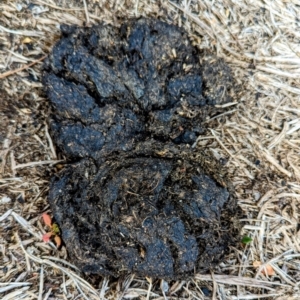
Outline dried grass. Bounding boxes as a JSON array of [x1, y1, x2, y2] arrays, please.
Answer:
[[1, 0, 300, 299]]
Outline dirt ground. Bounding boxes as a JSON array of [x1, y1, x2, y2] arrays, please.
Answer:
[[1, 0, 300, 299]]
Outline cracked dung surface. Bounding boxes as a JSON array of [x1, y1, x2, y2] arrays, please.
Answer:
[[43, 18, 241, 279]]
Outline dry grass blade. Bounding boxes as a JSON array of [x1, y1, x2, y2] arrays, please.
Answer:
[[0, 55, 47, 79], [267, 121, 289, 150], [210, 129, 234, 157], [204, 109, 238, 123], [99, 278, 109, 300], [13, 159, 64, 170], [261, 150, 292, 177], [231, 294, 281, 299], [14, 232, 99, 299], [82, 0, 90, 24], [0, 209, 13, 222], [44, 124, 57, 159], [32, 0, 84, 11], [211, 272, 217, 300], [169, 1, 215, 39], [38, 265, 44, 300], [0, 283, 31, 294], [2, 288, 31, 300], [124, 288, 159, 298], [69, 275, 91, 300], [11, 211, 42, 240], [41, 256, 80, 271], [0, 25, 43, 36], [194, 274, 287, 290], [11, 212, 42, 240], [43, 288, 52, 300], [42, 259, 98, 295]]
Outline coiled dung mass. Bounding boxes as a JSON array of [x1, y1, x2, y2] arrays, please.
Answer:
[[43, 18, 241, 279]]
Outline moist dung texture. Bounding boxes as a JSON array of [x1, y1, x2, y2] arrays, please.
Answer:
[[43, 18, 241, 279]]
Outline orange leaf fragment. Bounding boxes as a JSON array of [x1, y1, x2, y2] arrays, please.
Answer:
[[42, 213, 52, 227], [253, 261, 275, 276], [54, 235, 62, 248], [262, 264, 275, 276], [42, 232, 52, 243]]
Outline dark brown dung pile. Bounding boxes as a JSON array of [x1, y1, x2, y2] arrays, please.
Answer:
[[43, 18, 241, 279]]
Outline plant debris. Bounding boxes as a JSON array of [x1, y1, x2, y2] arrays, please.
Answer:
[[43, 18, 241, 279], [253, 261, 276, 276], [41, 213, 62, 247]]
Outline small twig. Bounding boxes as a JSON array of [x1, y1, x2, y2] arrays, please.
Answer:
[[0, 55, 47, 79]]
